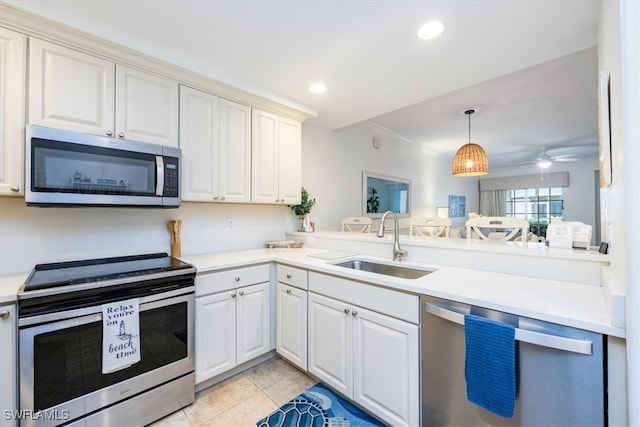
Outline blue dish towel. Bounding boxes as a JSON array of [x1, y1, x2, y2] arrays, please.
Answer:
[[464, 314, 518, 418]]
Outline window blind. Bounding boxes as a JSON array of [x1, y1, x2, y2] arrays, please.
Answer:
[[479, 172, 569, 191]]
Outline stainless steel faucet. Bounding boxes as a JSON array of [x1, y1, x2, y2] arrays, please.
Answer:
[[377, 211, 408, 261]]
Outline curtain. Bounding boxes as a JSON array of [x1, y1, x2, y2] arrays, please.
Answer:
[[479, 190, 506, 216]]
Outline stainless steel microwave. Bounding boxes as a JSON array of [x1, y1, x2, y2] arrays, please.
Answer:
[[25, 125, 181, 208]]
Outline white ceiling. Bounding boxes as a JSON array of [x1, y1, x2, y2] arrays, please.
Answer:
[[3, 0, 602, 168]]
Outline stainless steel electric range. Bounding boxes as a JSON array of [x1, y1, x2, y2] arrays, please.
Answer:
[[17, 253, 196, 427]]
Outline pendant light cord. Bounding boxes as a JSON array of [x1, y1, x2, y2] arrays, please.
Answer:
[[465, 109, 474, 145]]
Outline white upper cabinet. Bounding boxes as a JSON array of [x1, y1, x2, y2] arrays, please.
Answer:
[[28, 38, 115, 136], [0, 27, 26, 196], [115, 65, 178, 145], [29, 38, 178, 146], [218, 98, 252, 202], [251, 109, 302, 204], [179, 85, 251, 202], [278, 116, 303, 203]]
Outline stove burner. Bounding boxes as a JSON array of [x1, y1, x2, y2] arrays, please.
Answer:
[[22, 252, 193, 292]]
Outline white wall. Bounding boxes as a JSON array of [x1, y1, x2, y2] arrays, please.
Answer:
[[300, 122, 479, 231], [598, 1, 638, 425], [0, 197, 297, 276], [487, 158, 599, 243]]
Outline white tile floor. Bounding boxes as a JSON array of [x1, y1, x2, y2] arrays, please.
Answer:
[[151, 357, 316, 427]]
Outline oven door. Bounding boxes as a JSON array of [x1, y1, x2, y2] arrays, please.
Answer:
[[19, 291, 194, 427]]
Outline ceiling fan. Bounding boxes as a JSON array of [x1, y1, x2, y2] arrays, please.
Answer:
[[518, 148, 580, 168]]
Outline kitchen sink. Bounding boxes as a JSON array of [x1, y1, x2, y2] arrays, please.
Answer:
[[332, 259, 433, 279]]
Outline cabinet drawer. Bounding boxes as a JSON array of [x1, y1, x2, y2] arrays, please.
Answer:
[[308, 272, 419, 324], [196, 264, 270, 297], [277, 264, 308, 290]]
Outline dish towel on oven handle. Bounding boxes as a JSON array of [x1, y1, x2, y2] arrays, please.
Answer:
[[102, 298, 141, 374]]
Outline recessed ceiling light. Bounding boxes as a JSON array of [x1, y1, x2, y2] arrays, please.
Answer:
[[417, 21, 445, 40], [309, 83, 327, 94]]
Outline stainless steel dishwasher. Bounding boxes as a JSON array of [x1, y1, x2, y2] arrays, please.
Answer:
[[421, 295, 606, 426]]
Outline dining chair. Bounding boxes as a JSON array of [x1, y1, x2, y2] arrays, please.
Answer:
[[341, 216, 373, 233], [410, 217, 452, 237], [465, 217, 530, 245]]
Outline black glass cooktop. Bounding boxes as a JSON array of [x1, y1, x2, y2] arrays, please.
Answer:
[[23, 253, 193, 291]]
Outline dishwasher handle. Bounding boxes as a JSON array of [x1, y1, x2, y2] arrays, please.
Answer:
[[425, 302, 593, 356]]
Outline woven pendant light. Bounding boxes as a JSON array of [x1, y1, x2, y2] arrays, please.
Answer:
[[452, 109, 489, 176]]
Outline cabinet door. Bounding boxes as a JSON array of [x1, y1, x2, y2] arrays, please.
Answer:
[[115, 65, 178, 146], [251, 109, 279, 203], [0, 28, 26, 196], [179, 86, 220, 201], [276, 282, 307, 370], [278, 117, 302, 204], [308, 293, 352, 396], [236, 282, 271, 365], [28, 38, 115, 136], [218, 99, 251, 202], [353, 306, 419, 427], [195, 290, 236, 383], [0, 304, 17, 427]]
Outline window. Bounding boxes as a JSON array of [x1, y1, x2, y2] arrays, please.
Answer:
[[505, 187, 563, 238]]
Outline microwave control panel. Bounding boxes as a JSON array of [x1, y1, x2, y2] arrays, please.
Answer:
[[164, 159, 179, 197]]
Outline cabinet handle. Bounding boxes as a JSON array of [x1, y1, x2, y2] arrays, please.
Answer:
[[343, 308, 350, 315], [0, 311, 10, 320], [231, 293, 237, 298], [275, 199, 279, 203], [286, 274, 292, 279], [106, 130, 113, 136], [351, 310, 358, 317], [234, 277, 240, 282], [118, 132, 125, 138], [280, 199, 285, 202], [286, 289, 292, 294], [221, 196, 226, 201], [213, 196, 219, 200], [10, 186, 20, 193], [239, 291, 245, 296]]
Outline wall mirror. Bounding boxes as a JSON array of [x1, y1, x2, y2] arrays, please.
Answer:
[[362, 171, 410, 217]]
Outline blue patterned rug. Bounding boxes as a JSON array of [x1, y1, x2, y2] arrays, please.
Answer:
[[257, 383, 386, 427]]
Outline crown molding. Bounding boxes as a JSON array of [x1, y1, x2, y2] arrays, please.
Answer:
[[0, 3, 315, 122]]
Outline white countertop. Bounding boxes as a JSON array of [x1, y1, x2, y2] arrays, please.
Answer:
[[1, 247, 623, 338], [181, 247, 624, 338]]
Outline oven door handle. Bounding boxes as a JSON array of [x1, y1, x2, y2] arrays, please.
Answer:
[[19, 286, 194, 327]]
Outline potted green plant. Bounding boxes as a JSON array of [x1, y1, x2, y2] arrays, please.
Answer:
[[291, 187, 316, 232], [367, 187, 379, 213]]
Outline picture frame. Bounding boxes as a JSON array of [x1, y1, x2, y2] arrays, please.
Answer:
[[448, 195, 466, 217], [598, 70, 612, 188]]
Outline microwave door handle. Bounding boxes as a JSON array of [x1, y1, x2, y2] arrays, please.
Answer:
[[156, 156, 164, 196], [424, 302, 593, 355]]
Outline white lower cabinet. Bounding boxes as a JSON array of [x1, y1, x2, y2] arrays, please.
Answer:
[[308, 289, 419, 427], [275, 264, 308, 370], [195, 281, 271, 383], [276, 282, 308, 370], [0, 304, 17, 427]]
